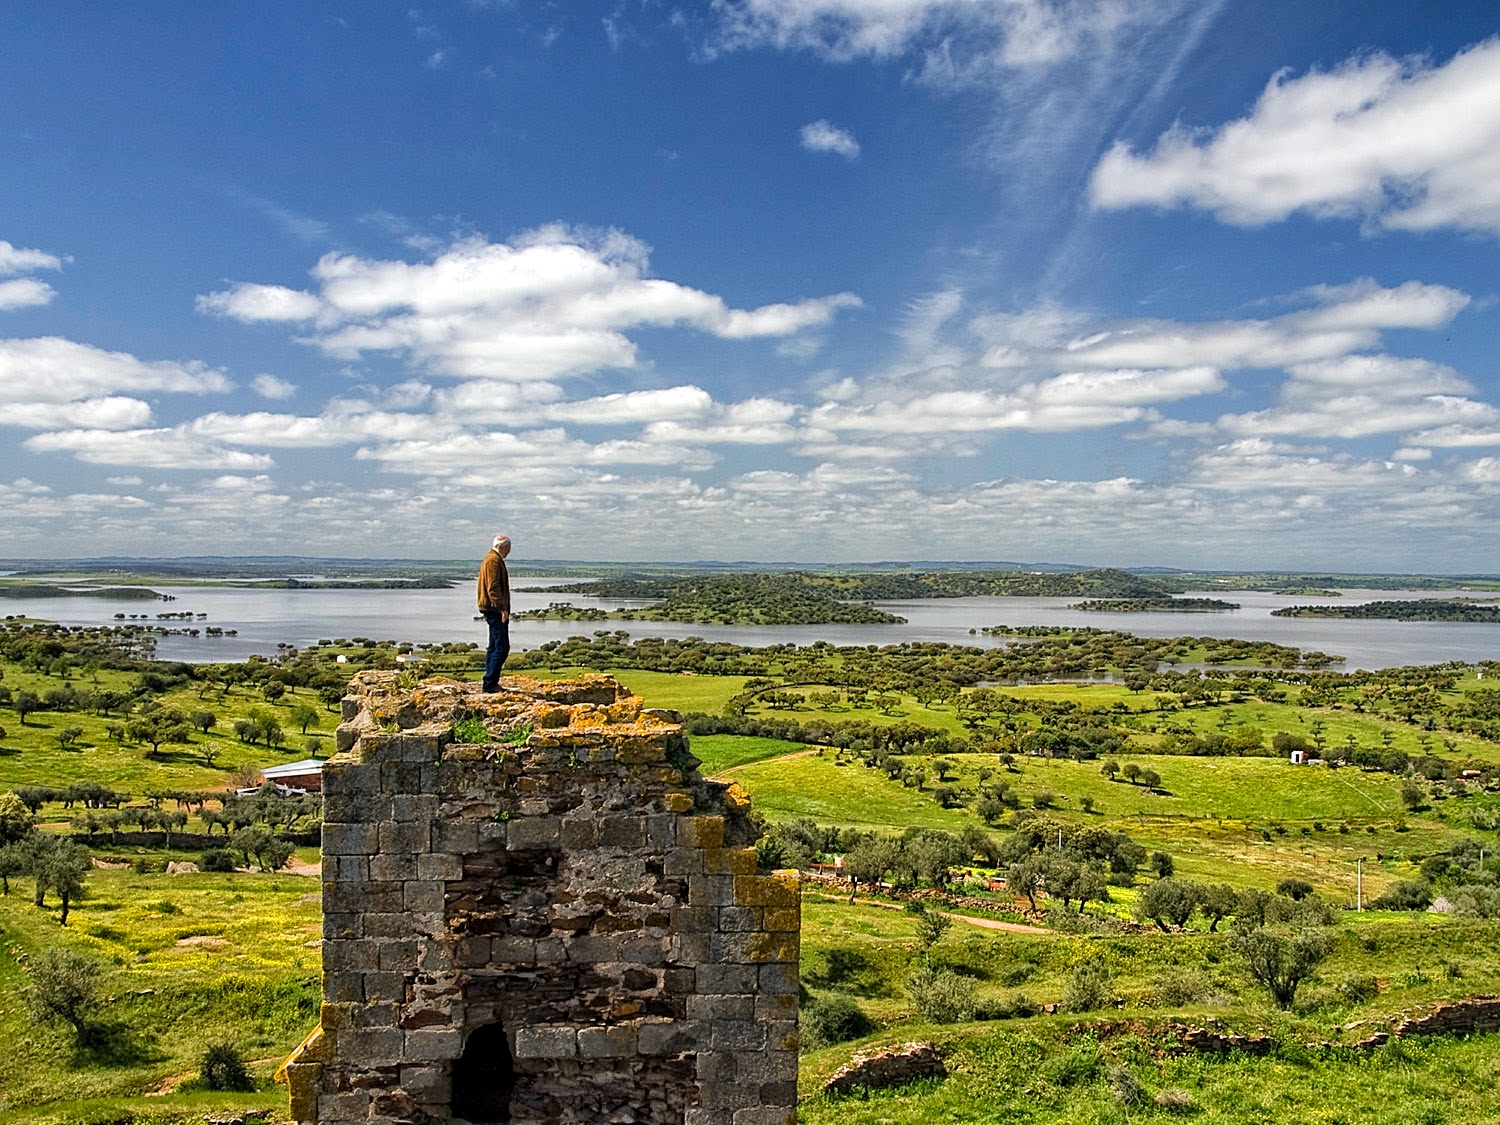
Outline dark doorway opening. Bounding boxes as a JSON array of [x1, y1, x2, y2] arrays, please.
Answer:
[[451, 1023, 515, 1123]]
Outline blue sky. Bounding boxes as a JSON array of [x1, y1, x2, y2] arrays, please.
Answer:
[[5, 2, 1500, 569]]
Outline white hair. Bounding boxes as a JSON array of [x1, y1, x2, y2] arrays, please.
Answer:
[[492, 534, 510, 550]]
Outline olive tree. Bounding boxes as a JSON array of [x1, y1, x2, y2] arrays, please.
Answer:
[[25, 946, 106, 1045], [1233, 925, 1334, 1009], [1136, 877, 1201, 932]]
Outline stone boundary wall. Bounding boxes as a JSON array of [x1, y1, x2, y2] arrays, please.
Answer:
[[822, 1043, 946, 1097], [278, 671, 799, 1125]]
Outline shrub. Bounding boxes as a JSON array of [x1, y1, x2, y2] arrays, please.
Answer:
[[1448, 884, 1500, 918], [1108, 1063, 1147, 1106], [906, 963, 977, 1024], [1151, 968, 1216, 1007], [801, 995, 875, 1050], [1336, 974, 1379, 1004], [1061, 964, 1114, 1013], [1266, 893, 1337, 926], [983, 991, 1038, 1019], [1155, 1088, 1197, 1113], [1042, 1040, 1102, 1086], [1370, 879, 1433, 911], [200, 1040, 255, 1091], [1276, 878, 1314, 900], [200, 848, 236, 872], [913, 908, 952, 950]]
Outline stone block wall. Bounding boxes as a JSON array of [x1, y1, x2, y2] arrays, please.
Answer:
[[278, 671, 799, 1125]]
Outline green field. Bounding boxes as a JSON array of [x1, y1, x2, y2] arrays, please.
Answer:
[[0, 864, 319, 1122], [4, 629, 1500, 1123]]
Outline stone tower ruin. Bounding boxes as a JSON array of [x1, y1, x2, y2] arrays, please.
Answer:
[[278, 670, 800, 1125]]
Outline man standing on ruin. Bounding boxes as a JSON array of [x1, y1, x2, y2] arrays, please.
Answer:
[[477, 533, 511, 692]]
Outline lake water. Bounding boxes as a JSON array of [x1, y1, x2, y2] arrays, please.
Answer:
[[4, 580, 1498, 671]]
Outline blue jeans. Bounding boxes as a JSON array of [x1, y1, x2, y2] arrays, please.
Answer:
[[482, 612, 509, 690]]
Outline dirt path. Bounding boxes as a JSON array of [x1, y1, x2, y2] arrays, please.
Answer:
[[709, 747, 820, 779], [808, 891, 1050, 934]]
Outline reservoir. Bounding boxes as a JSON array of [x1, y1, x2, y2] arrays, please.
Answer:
[[3, 580, 1497, 671]]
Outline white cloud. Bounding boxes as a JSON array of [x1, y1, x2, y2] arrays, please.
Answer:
[[983, 280, 1468, 373], [199, 227, 861, 381], [0, 337, 231, 403], [429, 380, 564, 423], [706, 0, 1167, 73], [250, 373, 298, 400], [1091, 38, 1500, 235], [1405, 425, 1500, 449], [1217, 393, 1498, 443], [1, 397, 154, 431], [1185, 438, 1420, 492], [800, 119, 860, 159], [0, 240, 64, 310], [24, 426, 276, 470], [196, 283, 322, 322], [353, 428, 716, 482], [806, 365, 1221, 438], [541, 385, 715, 425], [0, 278, 56, 310], [187, 407, 447, 448], [0, 240, 62, 276], [1210, 354, 1498, 441]]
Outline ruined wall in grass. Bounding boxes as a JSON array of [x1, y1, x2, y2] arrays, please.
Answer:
[[278, 670, 800, 1125]]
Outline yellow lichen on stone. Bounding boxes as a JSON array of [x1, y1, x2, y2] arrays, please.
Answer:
[[721, 782, 752, 815], [747, 932, 800, 964], [662, 792, 694, 813], [277, 1022, 334, 1122], [605, 700, 642, 723], [764, 906, 800, 932], [317, 1002, 351, 1031], [685, 816, 725, 849], [701, 847, 758, 876], [733, 871, 800, 908]]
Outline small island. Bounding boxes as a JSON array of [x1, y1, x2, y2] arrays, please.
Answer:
[[1070, 597, 1241, 613], [1272, 599, 1500, 623], [523, 573, 905, 625]]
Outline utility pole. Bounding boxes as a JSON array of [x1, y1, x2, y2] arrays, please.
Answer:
[[1357, 856, 1363, 912]]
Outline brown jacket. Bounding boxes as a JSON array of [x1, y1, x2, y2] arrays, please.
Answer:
[[477, 550, 511, 615]]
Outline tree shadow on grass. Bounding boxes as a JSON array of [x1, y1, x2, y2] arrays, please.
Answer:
[[143, 747, 207, 767], [76, 1020, 164, 1068]]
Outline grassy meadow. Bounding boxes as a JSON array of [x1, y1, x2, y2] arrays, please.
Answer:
[[2, 634, 1500, 1122]]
